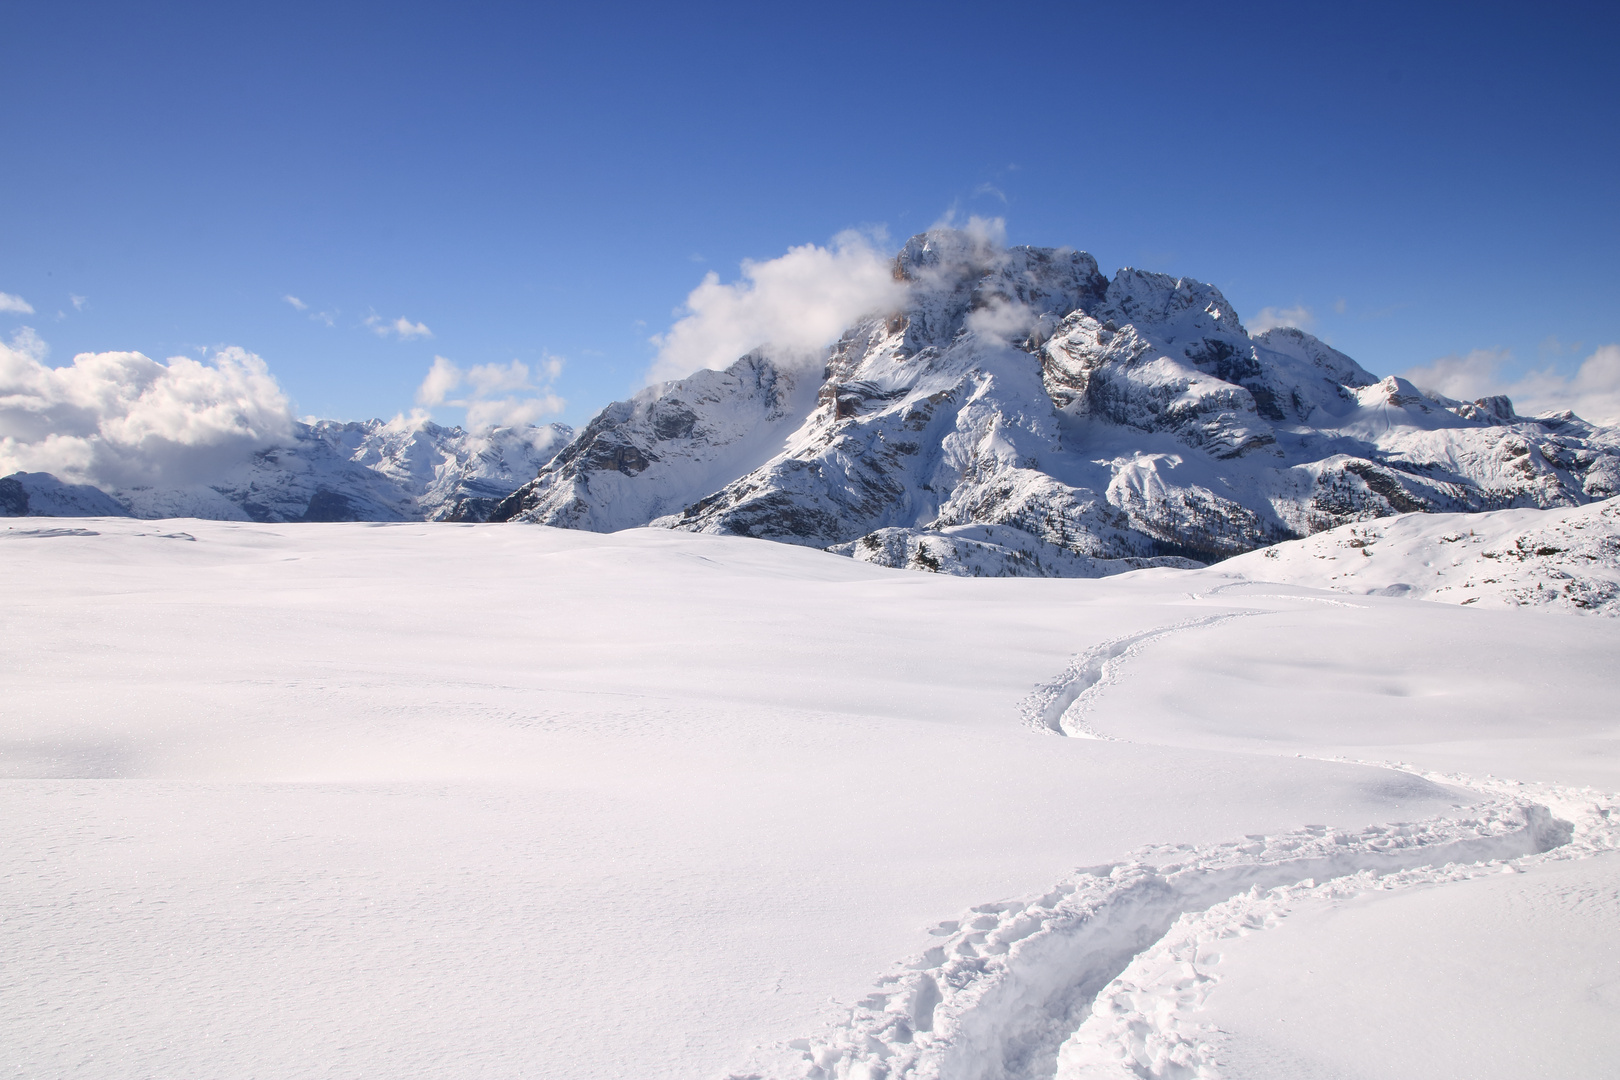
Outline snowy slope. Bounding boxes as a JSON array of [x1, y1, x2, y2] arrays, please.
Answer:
[[2, 519, 1617, 1079], [0, 470, 132, 516], [1217, 496, 1620, 615], [489, 354, 817, 530], [498, 228, 1620, 577], [3, 419, 572, 522], [1156, 852, 1620, 1080]]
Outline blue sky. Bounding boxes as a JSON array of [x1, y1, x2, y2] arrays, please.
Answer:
[[3, 0, 1616, 430]]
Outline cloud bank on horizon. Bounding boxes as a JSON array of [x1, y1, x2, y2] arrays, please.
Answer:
[[1403, 345, 1620, 425], [1248, 304, 1315, 335], [0, 328, 294, 488], [5, 223, 1620, 498], [0, 323, 577, 493]]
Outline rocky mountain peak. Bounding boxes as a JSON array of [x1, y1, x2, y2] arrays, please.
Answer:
[[20, 228, 1613, 577], [494, 229, 1620, 577]]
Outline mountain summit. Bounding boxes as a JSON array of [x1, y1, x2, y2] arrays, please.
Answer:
[[9, 229, 1616, 575], [489, 229, 1620, 576]]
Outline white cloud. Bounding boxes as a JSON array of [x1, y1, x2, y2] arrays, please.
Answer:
[[0, 329, 295, 487], [283, 294, 308, 311], [1249, 304, 1315, 334], [965, 298, 1038, 341], [465, 393, 566, 430], [1513, 345, 1620, 424], [1402, 348, 1510, 401], [414, 353, 565, 430], [365, 313, 433, 340], [646, 230, 909, 384], [927, 211, 1006, 250], [1, 292, 35, 315], [464, 359, 536, 398], [1403, 344, 1620, 424], [415, 355, 462, 407], [70, 294, 87, 312]]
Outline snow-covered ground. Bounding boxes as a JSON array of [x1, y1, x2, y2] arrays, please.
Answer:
[[3, 515, 1616, 1078], [1218, 496, 1620, 616]]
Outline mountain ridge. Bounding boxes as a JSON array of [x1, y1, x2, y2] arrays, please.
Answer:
[[11, 228, 1618, 578], [3, 418, 572, 523], [489, 228, 1620, 576]]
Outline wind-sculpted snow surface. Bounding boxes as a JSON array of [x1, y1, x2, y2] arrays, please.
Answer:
[[1216, 496, 1620, 615], [498, 228, 1620, 577]]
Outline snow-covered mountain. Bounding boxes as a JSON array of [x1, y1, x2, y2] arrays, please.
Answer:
[[2, 419, 572, 522], [493, 228, 1620, 576], [0, 472, 133, 517], [1219, 497, 1620, 615]]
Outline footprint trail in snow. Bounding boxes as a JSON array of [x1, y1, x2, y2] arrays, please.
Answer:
[[747, 609, 1620, 1080]]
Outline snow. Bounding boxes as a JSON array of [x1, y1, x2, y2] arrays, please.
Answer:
[[1216, 496, 1620, 615], [0, 470, 132, 516], [2, 513, 1617, 1078], [11, 230, 1620, 574], [2, 419, 572, 523], [1192, 852, 1620, 1080], [1053, 776, 1620, 1080], [494, 229, 1620, 580]]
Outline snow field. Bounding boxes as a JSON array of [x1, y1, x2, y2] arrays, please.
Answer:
[[785, 760, 1620, 1080], [1050, 773, 1620, 1080], [2, 517, 1617, 1079], [1195, 849, 1620, 1080]]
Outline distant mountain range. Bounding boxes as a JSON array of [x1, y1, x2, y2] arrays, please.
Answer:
[[9, 228, 1619, 577], [2, 419, 572, 524]]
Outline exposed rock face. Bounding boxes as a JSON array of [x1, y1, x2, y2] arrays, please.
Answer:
[[11, 420, 572, 522], [498, 228, 1620, 577]]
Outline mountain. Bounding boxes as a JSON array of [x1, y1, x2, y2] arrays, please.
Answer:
[[491, 228, 1620, 576], [0, 472, 133, 518], [1219, 498, 1620, 615], [2, 419, 572, 522]]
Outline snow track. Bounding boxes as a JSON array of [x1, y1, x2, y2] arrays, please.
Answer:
[[1053, 771, 1619, 1080], [1018, 614, 1258, 738], [759, 620, 1619, 1080], [771, 788, 1577, 1080]]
